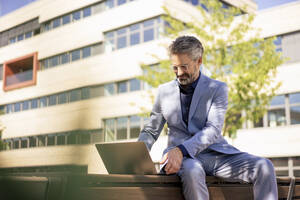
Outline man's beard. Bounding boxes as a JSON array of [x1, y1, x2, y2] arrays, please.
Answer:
[[177, 73, 194, 85]]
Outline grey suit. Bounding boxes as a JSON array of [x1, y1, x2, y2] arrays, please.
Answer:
[[139, 74, 278, 200]]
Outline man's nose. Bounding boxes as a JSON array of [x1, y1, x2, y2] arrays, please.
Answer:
[[177, 67, 184, 76]]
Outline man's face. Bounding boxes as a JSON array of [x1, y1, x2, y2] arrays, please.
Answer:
[[171, 53, 202, 85]]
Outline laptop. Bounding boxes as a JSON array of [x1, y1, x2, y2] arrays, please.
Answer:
[[95, 141, 158, 175]]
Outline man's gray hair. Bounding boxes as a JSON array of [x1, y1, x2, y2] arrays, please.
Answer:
[[168, 36, 204, 61]]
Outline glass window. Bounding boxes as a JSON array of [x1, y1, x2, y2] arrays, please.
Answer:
[[118, 81, 127, 93], [62, 15, 71, 25], [40, 97, 47, 108], [17, 34, 24, 41], [143, 28, 154, 42], [79, 133, 90, 144], [117, 36, 127, 49], [129, 79, 141, 91], [289, 93, 300, 104], [290, 106, 300, 125], [50, 56, 60, 67], [72, 11, 81, 21], [57, 135, 66, 145], [31, 99, 38, 109], [22, 101, 29, 111], [9, 37, 16, 44], [58, 93, 68, 104], [70, 89, 81, 102], [82, 47, 91, 58], [106, 0, 114, 9], [143, 19, 154, 27], [61, 53, 70, 64], [90, 86, 104, 98], [53, 18, 61, 28], [43, 22, 51, 31], [92, 44, 104, 55], [118, 0, 126, 5], [105, 119, 115, 142], [268, 109, 286, 127], [117, 117, 127, 140], [270, 95, 285, 106], [48, 94, 57, 106], [21, 139, 28, 148], [83, 7, 91, 17], [0, 105, 5, 114], [130, 32, 140, 46], [92, 2, 105, 14], [6, 104, 13, 114], [71, 49, 81, 61], [13, 140, 19, 149], [25, 31, 32, 39], [42, 59, 49, 69], [47, 135, 55, 146], [130, 115, 140, 138], [38, 136, 46, 147], [82, 87, 90, 100], [67, 133, 77, 144], [104, 83, 115, 96], [14, 103, 21, 112], [29, 137, 36, 147], [117, 28, 127, 35], [130, 24, 140, 32]]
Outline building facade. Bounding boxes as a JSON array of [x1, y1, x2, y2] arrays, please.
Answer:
[[0, 0, 299, 176]]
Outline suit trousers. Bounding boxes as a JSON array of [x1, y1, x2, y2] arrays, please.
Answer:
[[177, 149, 278, 200]]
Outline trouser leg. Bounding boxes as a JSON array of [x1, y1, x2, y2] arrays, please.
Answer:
[[177, 158, 209, 200], [213, 152, 278, 200]]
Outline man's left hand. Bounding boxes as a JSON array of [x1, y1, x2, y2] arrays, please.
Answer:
[[160, 147, 183, 175]]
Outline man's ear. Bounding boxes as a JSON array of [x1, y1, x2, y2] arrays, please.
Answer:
[[198, 57, 202, 66]]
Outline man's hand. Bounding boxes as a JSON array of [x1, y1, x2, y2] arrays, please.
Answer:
[[160, 147, 183, 175]]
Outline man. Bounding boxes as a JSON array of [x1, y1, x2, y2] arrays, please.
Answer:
[[138, 36, 278, 200]]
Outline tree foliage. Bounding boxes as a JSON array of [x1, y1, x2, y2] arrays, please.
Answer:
[[139, 0, 285, 138]]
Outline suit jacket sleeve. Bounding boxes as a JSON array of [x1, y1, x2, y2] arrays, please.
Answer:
[[182, 83, 228, 157], [138, 86, 166, 151]]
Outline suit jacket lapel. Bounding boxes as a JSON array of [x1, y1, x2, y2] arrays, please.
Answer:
[[188, 74, 209, 122], [174, 80, 187, 129]]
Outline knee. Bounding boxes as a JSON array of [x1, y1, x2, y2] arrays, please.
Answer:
[[180, 159, 206, 182], [256, 158, 275, 177]]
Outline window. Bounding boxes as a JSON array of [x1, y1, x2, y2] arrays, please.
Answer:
[[105, 119, 115, 142], [129, 79, 141, 91], [82, 87, 90, 100], [90, 86, 104, 98], [117, 117, 127, 140], [53, 18, 61, 28], [6, 104, 13, 114], [91, 43, 104, 55], [67, 133, 77, 144], [79, 133, 90, 144], [29, 137, 37, 147], [118, 81, 127, 93], [105, 32, 115, 52], [22, 101, 29, 111], [289, 93, 300, 125], [70, 89, 81, 102], [57, 134, 66, 145], [83, 7, 91, 17], [130, 116, 140, 138], [50, 56, 60, 67], [118, 0, 126, 6], [117, 28, 127, 49], [49, 94, 57, 106], [270, 95, 285, 106], [14, 102, 21, 112], [62, 15, 71, 25], [130, 24, 140, 46], [25, 31, 32, 39], [17, 34, 24, 41], [41, 59, 49, 70], [71, 49, 81, 61], [106, 0, 114, 9], [40, 97, 47, 108], [268, 109, 286, 127], [104, 83, 115, 96], [21, 139, 28, 148], [38, 136, 46, 147], [58, 93, 68, 104], [82, 47, 91, 58], [9, 37, 16, 44], [61, 53, 70, 64], [30, 99, 38, 109], [72, 11, 81, 21], [43, 21, 52, 31], [13, 140, 20, 149], [47, 135, 55, 146]]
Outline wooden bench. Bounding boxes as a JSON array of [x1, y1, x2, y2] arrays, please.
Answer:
[[0, 173, 299, 200]]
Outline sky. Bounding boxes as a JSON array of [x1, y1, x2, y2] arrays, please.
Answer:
[[0, 0, 299, 17]]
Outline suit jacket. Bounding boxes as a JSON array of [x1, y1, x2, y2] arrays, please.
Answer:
[[138, 74, 241, 159]]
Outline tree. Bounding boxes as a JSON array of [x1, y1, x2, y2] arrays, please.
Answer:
[[139, 0, 285, 138]]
